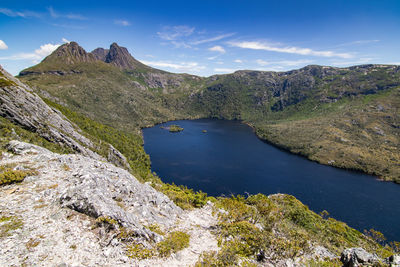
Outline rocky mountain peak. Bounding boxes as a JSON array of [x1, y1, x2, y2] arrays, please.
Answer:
[[102, 42, 145, 70], [43, 41, 96, 65], [91, 47, 109, 61]]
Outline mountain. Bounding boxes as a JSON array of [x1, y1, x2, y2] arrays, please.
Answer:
[[91, 47, 109, 61], [1, 61, 399, 265], [18, 41, 400, 182], [103, 42, 151, 70]]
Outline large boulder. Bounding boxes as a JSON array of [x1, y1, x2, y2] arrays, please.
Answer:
[[341, 247, 380, 267], [386, 254, 400, 266]]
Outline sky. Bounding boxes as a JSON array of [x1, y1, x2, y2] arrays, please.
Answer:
[[0, 0, 400, 76]]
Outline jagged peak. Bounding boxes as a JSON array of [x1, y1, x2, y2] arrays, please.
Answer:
[[42, 41, 96, 65], [91, 47, 109, 61], [104, 42, 143, 70]]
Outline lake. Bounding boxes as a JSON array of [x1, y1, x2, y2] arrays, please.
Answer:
[[142, 118, 400, 242]]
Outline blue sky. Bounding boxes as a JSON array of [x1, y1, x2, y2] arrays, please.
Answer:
[[0, 0, 399, 76]]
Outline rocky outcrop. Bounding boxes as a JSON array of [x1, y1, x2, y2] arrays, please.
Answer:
[[104, 42, 148, 70], [386, 254, 400, 266], [44, 41, 96, 64], [341, 247, 380, 267], [91, 47, 109, 61], [0, 65, 100, 159], [107, 144, 132, 171]]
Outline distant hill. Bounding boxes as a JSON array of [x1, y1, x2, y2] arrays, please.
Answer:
[[18, 41, 400, 182]]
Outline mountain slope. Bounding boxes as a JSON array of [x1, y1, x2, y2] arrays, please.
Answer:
[[18, 41, 400, 182]]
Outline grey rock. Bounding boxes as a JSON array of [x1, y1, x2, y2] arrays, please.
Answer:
[[107, 144, 131, 171], [386, 254, 400, 266], [341, 247, 380, 267], [91, 47, 109, 61], [0, 65, 101, 160]]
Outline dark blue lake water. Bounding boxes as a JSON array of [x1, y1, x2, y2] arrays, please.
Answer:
[[142, 119, 400, 241]]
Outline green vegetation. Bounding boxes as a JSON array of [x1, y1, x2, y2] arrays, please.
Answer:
[[156, 231, 190, 257], [0, 215, 23, 238], [168, 124, 184, 132], [0, 164, 37, 186], [125, 231, 190, 259], [0, 169, 29, 185], [0, 116, 74, 155], [197, 194, 396, 265], [155, 183, 210, 209], [0, 72, 17, 87], [126, 243, 154, 259]]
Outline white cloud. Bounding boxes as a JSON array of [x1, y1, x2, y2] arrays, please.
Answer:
[[330, 57, 374, 66], [140, 60, 205, 73], [191, 33, 235, 45], [48, 6, 87, 20], [0, 43, 61, 63], [229, 41, 353, 58], [234, 59, 242, 63], [114, 20, 130, 26], [256, 59, 313, 67], [207, 56, 218, 60], [157, 25, 195, 41], [0, 8, 41, 18], [214, 68, 236, 73], [34, 43, 60, 57], [208, 45, 225, 53], [0, 40, 8, 50], [336, 40, 380, 47], [274, 59, 313, 66], [256, 59, 269, 66], [62, 38, 70, 43]]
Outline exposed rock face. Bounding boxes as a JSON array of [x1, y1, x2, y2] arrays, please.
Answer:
[[104, 42, 147, 70], [107, 144, 132, 171], [91, 47, 109, 61], [0, 65, 100, 159], [43, 41, 96, 65], [386, 254, 400, 266], [341, 247, 380, 267]]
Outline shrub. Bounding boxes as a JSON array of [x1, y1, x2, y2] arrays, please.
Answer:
[[126, 243, 154, 259], [0, 216, 23, 238], [0, 169, 30, 186], [157, 231, 190, 257]]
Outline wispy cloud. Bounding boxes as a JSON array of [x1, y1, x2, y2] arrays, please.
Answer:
[[256, 59, 313, 67], [52, 23, 86, 30], [208, 45, 225, 53], [234, 59, 243, 63], [336, 39, 380, 47], [255, 59, 269, 66], [48, 6, 87, 20], [114, 19, 130, 26], [0, 7, 41, 18], [191, 33, 235, 45], [0, 42, 61, 63], [0, 40, 8, 50], [214, 68, 237, 73], [157, 25, 195, 41], [140, 60, 205, 73], [330, 57, 374, 66], [62, 37, 70, 43], [229, 41, 353, 58]]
